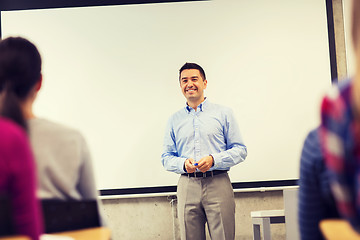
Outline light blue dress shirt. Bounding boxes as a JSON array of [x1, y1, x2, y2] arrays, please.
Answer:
[[161, 99, 247, 174]]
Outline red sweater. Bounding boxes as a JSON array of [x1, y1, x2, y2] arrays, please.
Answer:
[[0, 117, 42, 240]]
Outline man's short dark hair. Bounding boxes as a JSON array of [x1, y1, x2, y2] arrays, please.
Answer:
[[179, 62, 206, 81]]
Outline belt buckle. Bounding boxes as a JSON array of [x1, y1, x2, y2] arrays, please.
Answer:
[[206, 171, 214, 178], [202, 171, 214, 178]]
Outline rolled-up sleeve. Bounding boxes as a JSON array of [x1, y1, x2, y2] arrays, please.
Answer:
[[211, 109, 247, 169], [161, 118, 187, 174]]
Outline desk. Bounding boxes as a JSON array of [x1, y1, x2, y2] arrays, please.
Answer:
[[0, 236, 30, 240], [0, 227, 110, 240], [51, 227, 110, 240], [320, 219, 360, 240], [251, 210, 285, 240]]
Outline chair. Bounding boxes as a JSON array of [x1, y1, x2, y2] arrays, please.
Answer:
[[320, 219, 360, 240], [41, 199, 100, 233], [0, 196, 15, 237], [251, 209, 285, 240], [0, 196, 29, 240], [250, 188, 299, 240], [283, 188, 300, 240]]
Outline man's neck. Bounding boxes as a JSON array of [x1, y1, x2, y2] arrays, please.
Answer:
[[187, 97, 205, 111]]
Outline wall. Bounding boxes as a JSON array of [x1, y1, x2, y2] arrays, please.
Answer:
[[1, 0, 332, 190], [98, 1, 349, 239], [100, 190, 285, 240]]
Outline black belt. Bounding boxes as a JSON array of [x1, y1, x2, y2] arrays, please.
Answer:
[[182, 170, 227, 178]]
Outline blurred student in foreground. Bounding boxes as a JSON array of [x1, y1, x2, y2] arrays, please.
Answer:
[[0, 37, 101, 210], [320, 0, 360, 232], [0, 37, 43, 240], [298, 127, 339, 240]]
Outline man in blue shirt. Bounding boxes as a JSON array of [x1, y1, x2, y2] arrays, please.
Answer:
[[161, 62, 247, 240]]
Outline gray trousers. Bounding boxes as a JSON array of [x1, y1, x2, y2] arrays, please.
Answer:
[[177, 172, 235, 240]]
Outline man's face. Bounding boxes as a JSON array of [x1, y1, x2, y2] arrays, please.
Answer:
[[179, 69, 207, 102]]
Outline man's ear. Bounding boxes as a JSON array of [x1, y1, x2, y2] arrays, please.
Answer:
[[35, 74, 43, 91]]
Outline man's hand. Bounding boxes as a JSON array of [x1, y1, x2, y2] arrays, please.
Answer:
[[184, 158, 197, 173], [197, 155, 214, 173]]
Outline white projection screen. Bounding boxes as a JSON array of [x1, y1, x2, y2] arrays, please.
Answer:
[[1, 0, 332, 191]]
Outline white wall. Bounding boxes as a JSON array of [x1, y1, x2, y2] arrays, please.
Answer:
[[101, 190, 286, 240], [1, 0, 332, 190]]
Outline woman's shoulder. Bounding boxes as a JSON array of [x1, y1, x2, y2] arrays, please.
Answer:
[[29, 118, 83, 138], [0, 117, 27, 142]]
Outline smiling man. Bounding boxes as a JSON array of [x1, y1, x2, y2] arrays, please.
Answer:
[[161, 62, 247, 240]]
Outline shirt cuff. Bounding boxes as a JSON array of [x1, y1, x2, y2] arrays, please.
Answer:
[[210, 153, 221, 168], [179, 157, 187, 174]]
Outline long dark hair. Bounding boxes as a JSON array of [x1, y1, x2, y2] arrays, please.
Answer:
[[0, 37, 42, 130]]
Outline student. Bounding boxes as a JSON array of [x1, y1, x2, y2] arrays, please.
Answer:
[[320, 0, 360, 232], [298, 127, 339, 240], [0, 38, 43, 240], [161, 62, 247, 240], [0, 37, 100, 204]]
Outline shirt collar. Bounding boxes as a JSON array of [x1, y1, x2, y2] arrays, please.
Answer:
[[185, 98, 208, 113]]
